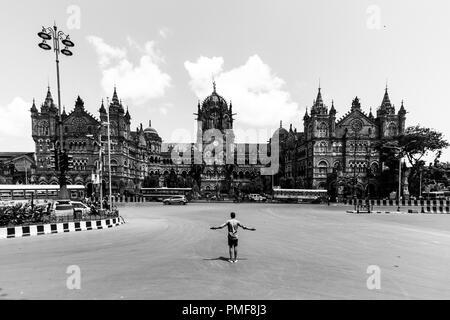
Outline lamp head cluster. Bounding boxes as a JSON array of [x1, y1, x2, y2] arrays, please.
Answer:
[[37, 26, 74, 56]]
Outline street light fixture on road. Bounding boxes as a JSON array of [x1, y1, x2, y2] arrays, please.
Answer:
[[37, 23, 75, 199]]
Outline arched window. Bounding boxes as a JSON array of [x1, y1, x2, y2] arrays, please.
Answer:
[[333, 161, 341, 172], [317, 122, 328, 138], [318, 160, 328, 174], [370, 162, 379, 175]]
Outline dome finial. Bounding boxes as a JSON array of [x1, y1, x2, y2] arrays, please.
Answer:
[[212, 78, 216, 93]]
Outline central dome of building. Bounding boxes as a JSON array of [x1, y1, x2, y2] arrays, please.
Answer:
[[201, 81, 228, 113]]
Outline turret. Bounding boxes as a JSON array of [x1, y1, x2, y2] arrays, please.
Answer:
[[351, 96, 361, 111], [74, 96, 85, 112], [125, 106, 131, 123], [398, 100, 406, 134], [377, 86, 395, 116], [311, 87, 328, 115], [98, 99, 106, 122], [30, 98, 38, 114], [329, 100, 336, 137]]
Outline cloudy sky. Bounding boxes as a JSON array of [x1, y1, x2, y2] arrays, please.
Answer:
[[1, 0, 450, 161]]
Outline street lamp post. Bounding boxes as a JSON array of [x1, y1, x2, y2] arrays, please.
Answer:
[[365, 144, 371, 213], [106, 98, 112, 210], [87, 120, 111, 212], [384, 140, 416, 212], [352, 133, 359, 212], [37, 23, 74, 199]]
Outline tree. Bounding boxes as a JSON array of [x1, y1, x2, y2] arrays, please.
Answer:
[[143, 174, 159, 188], [376, 125, 449, 197], [399, 125, 449, 168]]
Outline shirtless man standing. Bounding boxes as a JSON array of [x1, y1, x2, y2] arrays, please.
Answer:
[[210, 212, 256, 263]]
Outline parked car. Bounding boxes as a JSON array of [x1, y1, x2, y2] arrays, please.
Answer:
[[70, 201, 91, 215], [51, 200, 74, 216], [249, 194, 267, 202], [163, 195, 188, 205]]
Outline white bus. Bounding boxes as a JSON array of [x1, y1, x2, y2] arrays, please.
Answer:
[[273, 188, 328, 203], [141, 187, 193, 201]]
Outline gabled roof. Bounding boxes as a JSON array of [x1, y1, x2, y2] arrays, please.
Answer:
[[336, 107, 376, 126]]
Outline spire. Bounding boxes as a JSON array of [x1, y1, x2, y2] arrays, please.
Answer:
[[125, 106, 131, 120], [311, 86, 327, 115], [112, 86, 119, 104], [381, 86, 392, 108], [315, 86, 323, 107], [303, 107, 309, 120], [62, 106, 67, 117], [99, 99, 106, 113], [30, 98, 38, 113], [399, 99, 406, 115], [149, 120, 152, 127], [44, 86, 54, 106], [330, 100, 336, 115], [212, 77, 216, 93], [289, 123, 293, 132], [280, 120, 282, 128], [368, 107, 374, 119]]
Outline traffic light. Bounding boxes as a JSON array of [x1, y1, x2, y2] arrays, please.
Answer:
[[58, 151, 74, 172], [66, 154, 74, 171], [49, 148, 59, 171]]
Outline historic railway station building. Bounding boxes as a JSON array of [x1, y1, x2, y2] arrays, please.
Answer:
[[30, 83, 406, 198]]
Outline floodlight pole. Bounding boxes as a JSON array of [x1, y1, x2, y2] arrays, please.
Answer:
[[38, 23, 74, 199]]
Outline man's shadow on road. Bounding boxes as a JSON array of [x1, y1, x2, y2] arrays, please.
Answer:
[[203, 257, 248, 262]]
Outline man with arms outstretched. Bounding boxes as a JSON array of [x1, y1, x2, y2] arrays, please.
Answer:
[[210, 212, 256, 263]]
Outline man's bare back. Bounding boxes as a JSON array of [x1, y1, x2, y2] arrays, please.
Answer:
[[210, 212, 256, 263]]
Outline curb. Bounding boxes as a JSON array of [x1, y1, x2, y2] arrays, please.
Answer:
[[0, 216, 125, 239], [346, 210, 450, 214]]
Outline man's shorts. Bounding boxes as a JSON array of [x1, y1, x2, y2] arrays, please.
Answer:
[[228, 237, 238, 247]]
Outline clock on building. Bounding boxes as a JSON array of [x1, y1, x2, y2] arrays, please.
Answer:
[[350, 119, 363, 132], [72, 118, 86, 134]]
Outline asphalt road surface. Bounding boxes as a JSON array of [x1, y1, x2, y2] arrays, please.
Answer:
[[1, 202, 450, 299]]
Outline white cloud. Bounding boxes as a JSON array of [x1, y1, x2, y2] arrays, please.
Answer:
[[184, 55, 299, 136], [87, 36, 171, 105], [0, 97, 34, 151], [158, 27, 170, 39], [86, 36, 126, 68]]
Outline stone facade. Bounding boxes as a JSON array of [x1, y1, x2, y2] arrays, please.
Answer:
[[30, 85, 264, 195], [30, 84, 406, 198], [277, 86, 406, 198]]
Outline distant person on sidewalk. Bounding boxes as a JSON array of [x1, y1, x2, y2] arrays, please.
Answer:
[[210, 212, 256, 263]]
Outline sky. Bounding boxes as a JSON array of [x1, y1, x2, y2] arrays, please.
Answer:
[[0, 0, 449, 162]]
